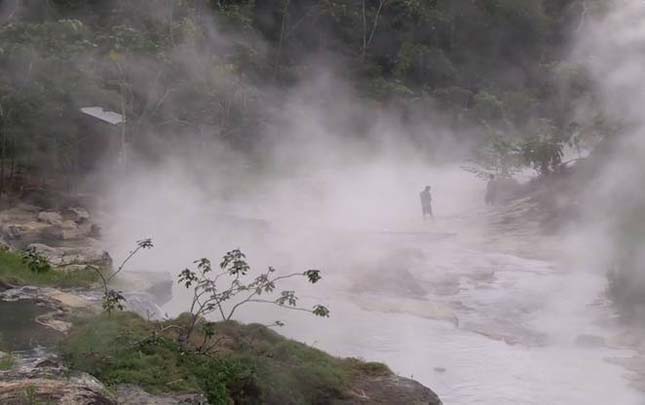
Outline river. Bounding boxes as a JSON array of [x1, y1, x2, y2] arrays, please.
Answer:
[[105, 168, 644, 404]]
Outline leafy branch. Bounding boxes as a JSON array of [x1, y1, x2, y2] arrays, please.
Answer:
[[178, 249, 329, 344], [90, 238, 154, 314]]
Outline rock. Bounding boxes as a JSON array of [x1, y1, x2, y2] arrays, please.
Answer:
[[0, 238, 13, 252], [0, 286, 100, 340], [61, 207, 90, 224], [90, 223, 101, 238], [0, 281, 13, 292], [354, 248, 429, 299], [354, 294, 458, 326], [342, 375, 442, 405], [36, 359, 63, 369], [122, 291, 165, 320], [37, 211, 64, 226], [0, 204, 98, 247], [0, 360, 115, 405], [0, 288, 83, 342], [575, 334, 606, 348], [114, 271, 174, 306], [37, 317, 73, 334], [27, 243, 113, 269], [116, 384, 208, 405], [0, 204, 40, 223], [47, 291, 93, 309], [41, 219, 93, 241], [2, 221, 50, 245], [466, 321, 548, 347]]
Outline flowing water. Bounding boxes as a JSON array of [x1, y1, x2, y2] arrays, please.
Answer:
[[106, 169, 644, 404], [267, 229, 644, 404], [167, 212, 643, 404], [0, 300, 62, 351]]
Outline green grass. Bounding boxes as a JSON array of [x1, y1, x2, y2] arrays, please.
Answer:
[[0, 250, 99, 288], [60, 312, 394, 405], [0, 352, 15, 370]]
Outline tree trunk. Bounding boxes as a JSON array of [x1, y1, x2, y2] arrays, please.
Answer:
[[9, 136, 16, 188], [275, 0, 291, 80], [361, 0, 367, 61], [120, 80, 128, 171], [0, 123, 5, 195]]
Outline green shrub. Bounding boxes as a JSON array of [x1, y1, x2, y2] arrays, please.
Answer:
[[60, 313, 390, 404], [0, 352, 15, 371], [0, 250, 98, 288]]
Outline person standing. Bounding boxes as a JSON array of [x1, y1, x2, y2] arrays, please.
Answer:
[[420, 186, 433, 220]]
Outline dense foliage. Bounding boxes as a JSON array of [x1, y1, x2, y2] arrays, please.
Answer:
[[0, 0, 612, 190]]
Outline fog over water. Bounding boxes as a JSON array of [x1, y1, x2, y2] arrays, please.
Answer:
[[95, 1, 645, 403], [98, 156, 642, 404]]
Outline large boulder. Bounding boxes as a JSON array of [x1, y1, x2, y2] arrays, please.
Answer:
[[0, 375, 115, 405], [0, 357, 115, 405], [0, 205, 99, 247], [1, 221, 51, 245], [41, 220, 93, 241], [61, 207, 91, 224], [27, 243, 113, 270], [342, 375, 442, 405], [37, 211, 64, 226], [113, 271, 174, 307]]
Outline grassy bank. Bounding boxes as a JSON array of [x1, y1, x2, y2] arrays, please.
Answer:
[[61, 312, 391, 405], [0, 353, 15, 370], [0, 250, 98, 288]]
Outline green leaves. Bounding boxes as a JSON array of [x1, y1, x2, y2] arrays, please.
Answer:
[[276, 290, 297, 306], [304, 269, 322, 283], [137, 238, 154, 249], [21, 248, 52, 274], [103, 289, 126, 314], [178, 248, 329, 336], [220, 249, 250, 276], [313, 305, 330, 317], [179, 268, 199, 289], [518, 120, 565, 176]]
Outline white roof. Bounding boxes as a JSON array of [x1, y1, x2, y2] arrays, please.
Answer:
[[80, 107, 124, 125]]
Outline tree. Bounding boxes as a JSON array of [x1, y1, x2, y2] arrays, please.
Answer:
[[463, 127, 522, 179], [518, 120, 565, 176], [178, 249, 329, 345], [91, 238, 154, 314]]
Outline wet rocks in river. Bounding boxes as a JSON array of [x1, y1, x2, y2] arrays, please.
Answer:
[[342, 375, 443, 405], [0, 353, 115, 405], [352, 248, 429, 299], [0, 298, 66, 351], [575, 334, 606, 348], [61, 207, 91, 224], [114, 271, 174, 307], [37, 211, 64, 226], [121, 291, 165, 320]]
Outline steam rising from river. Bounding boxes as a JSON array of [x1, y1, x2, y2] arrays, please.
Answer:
[[87, 1, 482, 295], [564, 0, 645, 300], [88, 1, 645, 403]]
